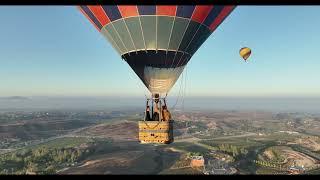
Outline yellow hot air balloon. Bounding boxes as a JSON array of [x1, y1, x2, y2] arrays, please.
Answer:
[[239, 47, 251, 61]]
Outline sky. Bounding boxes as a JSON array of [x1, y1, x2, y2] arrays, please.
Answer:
[[1, 6, 320, 98]]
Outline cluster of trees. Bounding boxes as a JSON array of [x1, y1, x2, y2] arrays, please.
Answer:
[[0, 146, 92, 174], [217, 144, 248, 157], [253, 148, 286, 170], [254, 160, 281, 169], [187, 152, 202, 157], [268, 148, 285, 164]]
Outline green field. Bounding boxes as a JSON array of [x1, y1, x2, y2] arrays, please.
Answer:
[[254, 133, 298, 142], [199, 137, 263, 148], [34, 137, 93, 149]]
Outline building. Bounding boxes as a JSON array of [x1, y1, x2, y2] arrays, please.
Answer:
[[288, 165, 305, 174], [204, 158, 238, 175], [190, 156, 205, 168]]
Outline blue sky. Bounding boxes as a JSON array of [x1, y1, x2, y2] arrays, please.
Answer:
[[0, 6, 320, 97]]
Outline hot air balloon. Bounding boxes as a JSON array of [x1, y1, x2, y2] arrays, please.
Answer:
[[79, 5, 236, 144], [239, 47, 251, 61]]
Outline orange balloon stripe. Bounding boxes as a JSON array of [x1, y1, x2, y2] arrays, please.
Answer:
[[191, 5, 214, 24], [156, 6, 177, 16], [118, 5, 139, 18], [88, 6, 111, 27]]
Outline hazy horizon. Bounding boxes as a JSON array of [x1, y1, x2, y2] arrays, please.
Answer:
[[0, 95, 319, 114]]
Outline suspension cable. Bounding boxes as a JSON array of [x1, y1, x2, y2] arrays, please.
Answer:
[[171, 68, 184, 110], [181, 65, 188, 112]]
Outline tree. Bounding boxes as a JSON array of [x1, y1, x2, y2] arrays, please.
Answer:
[[231, 145, 239, 157], [70, 151, 77, 163], [26, 162, 38, 174], [45, 165, 56, 174]]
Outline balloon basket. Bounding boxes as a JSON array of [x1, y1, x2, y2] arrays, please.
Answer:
[[138, 120, 174, 144]]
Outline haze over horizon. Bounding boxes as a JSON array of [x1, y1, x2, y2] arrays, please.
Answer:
[[0, 95, 319, 113]]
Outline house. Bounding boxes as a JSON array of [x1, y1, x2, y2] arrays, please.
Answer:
[[190, 156, 205, 168]]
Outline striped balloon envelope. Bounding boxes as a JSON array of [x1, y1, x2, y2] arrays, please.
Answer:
[[79, 5, 236, 95], [239, 47, 251, 61]]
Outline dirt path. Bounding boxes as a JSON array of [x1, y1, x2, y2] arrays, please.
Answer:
[[208, 132, 257, 140], [175, 132, 257, 143]]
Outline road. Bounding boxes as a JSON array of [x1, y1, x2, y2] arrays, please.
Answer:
[[175, 132, 257, 143]]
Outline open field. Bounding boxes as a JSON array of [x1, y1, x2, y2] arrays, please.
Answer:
[[1, 110, 320, 174], [60, 141, 180, 174], [75, 121, 138, 141], [33, 137, 93, 149]]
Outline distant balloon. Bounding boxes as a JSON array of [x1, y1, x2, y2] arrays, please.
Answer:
[[239, 47, 251, 61]]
